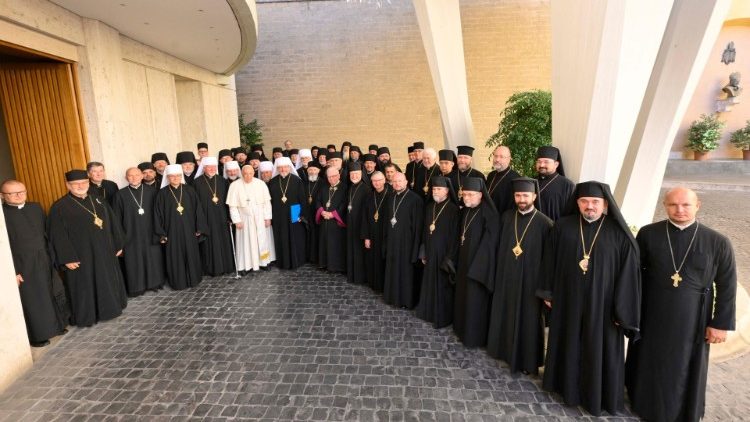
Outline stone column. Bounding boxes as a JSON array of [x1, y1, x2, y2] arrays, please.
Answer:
[[412, 0, 475, 149]]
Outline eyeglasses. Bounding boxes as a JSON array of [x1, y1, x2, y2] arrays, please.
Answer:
[[1, 190, 26, 196]]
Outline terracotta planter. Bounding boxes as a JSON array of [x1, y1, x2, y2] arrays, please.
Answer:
[[694, 151, 709, 161], [744, 149, 750, 160]]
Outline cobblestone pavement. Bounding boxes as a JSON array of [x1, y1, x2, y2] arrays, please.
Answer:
[[0, 189, 746, 422]]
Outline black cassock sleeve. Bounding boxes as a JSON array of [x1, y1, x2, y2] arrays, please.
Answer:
[[710, 237, 737, 331], [192, 188, 209, 236], [536, 223, 558, 301], [467, 208, 500, 292], [409, 196, 424, 264], [103, 201, 125, 251], [153, 190, 167, 239], [613, 236, 641, 336], [48, 203, 79, 267]]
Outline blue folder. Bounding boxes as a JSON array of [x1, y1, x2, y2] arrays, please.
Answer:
[[290, 204, 301, 223]]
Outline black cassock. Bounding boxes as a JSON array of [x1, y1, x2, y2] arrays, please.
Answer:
[[413, 164, 440, 202], [535, 173, 574, 221], [487, 209, 552, 374], [346, 181, 371, 283], [383, 189, 423, 308], [415, 198, 459, 328], [304, 178, 323, 264], [405, 160, 421, 189], [626, 221, 736, 422], [48, 193, 127, 327], [316, 182, 348, 273], [184, 172, 196, 186], [454, 168, 486, 207], [88, 179, 119, 206], [154, 184, 207, 290], [453, 202, 499, 347], [486, 168, 519, 214], [4, 203, 68, 342], [538, 215, 640, 416], [194, 174, 235, 276], [268, 174, 307, 270], [113, 185, 166, 295], [361, 186, 390, 292]]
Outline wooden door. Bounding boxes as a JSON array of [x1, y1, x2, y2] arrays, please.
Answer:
[[0, 62, 89, 211]]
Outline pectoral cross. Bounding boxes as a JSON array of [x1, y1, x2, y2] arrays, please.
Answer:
[[671, 272, 682, 287]]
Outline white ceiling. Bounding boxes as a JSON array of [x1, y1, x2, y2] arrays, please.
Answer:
[[51, 0, 248, 74]]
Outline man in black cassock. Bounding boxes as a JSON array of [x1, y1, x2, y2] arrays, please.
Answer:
[[376, 147, 392, 172], [49, 170, 127, 327], [361, 171, 390, 292], [486, 178, 552, 374], [413, 149, 439, 202], [534, 146, 574, 221], [454, 146, 486, 207], [415, 176, 459, 328], [362, 154, 378, 187], [154, 164, 207, 290], [405, 141, 424, 190], [382, 172, 423, 308], [87, 161, 119, 206], [537, 181, 640, 417], [453, 178, 499, 347], [268, 157, 307, 270], [304, 163, 323, 264], [438, 149, 457, 182], [345, 162, 371, 283], [176, 151, 198, 185], [2, 180, 68, 346], [626, 187, 736, 422], [151, 152, 170, 188], [486, 145, 519, 214], [194, 157, 235, 276], [113, 168, 165, 296], [139, 162, 159, 188], [315, 166, 348, 273]]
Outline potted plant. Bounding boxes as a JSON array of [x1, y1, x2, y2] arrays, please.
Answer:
[[729, 120, 750, 160], [238, 114, 264, 151], [686, 113, 724, 161]]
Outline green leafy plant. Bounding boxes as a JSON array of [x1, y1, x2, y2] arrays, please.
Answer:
[[486, 90, 551, 176], [729, 120, 750, 150], [239, 114, 263, 150], [686, 113, 724, 153]]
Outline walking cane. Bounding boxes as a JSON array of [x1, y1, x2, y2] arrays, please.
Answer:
[[228, 222, 241, 279]]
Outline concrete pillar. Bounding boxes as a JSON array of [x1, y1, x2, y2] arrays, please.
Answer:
[[412, 0, 475, 149], [0, 206, 33, 392], [175, 80, 207, 149], [616, 0, 732, 228], [551, 0, 673, 185]]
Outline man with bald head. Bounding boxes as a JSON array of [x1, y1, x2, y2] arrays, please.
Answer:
[[626, 187, 736, 422], [2, 180, 68, 347], [113, 168, 165, 296], [486, 145, 520, 214]]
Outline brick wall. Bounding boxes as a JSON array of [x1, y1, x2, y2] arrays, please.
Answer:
[[236, 0, 551, 171]]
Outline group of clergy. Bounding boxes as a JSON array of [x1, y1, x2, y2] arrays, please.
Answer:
[[1, 139, 737, 422]]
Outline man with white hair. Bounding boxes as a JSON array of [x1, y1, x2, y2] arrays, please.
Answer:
[[194, 157, 235, 276], [268, 157, 308, 269], [223, 161, 241, 181], [413, 148, 439, 202], [227, 165, 275, 274], [259, 161, 274, 184]]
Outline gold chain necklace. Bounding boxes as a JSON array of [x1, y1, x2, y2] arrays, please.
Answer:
[[429, 200, 449, 234], [488, 169, 511, 195], [279, 175, 290, 204], [457, 167, 473, 198], [348, 182, 362, 211], [203, 175, 220, 204], [68, 195, 104, 229], [422, 165, 437, 193], [373, 188, 387, 222], [390, 190, 408, 227], [127, 184, 145, 215], [326, 182, 339, 208], [512, 209, 538, 258], [538, 173, 560, 194], [168, 185, 185, 215], [410, 159, 420, 188], [460, 207, 480, 245], [307, 179, 319, 204], [578, 214, 606, 274], [666, 221, 700, 287]]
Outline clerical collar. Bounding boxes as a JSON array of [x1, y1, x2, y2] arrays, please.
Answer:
[[582, 215, 602, 224], [11, 203, 25, 209], [518, 206, 535, 215], [538, 172, 557, 180], [184, 172, 193, 177], [92, 181, 102, 187], [494, 167, 510, 175], [669, 219, 696, 231], [129, 184, 141, 189], [396, 188, 407, 195]]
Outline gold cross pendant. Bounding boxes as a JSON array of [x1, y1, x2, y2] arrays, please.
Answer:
[[671, 272, 682, 287], [512, 245, 523, 258]]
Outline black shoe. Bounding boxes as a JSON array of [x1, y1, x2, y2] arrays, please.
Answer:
[[61, 329, 69, 335], [30, 340, 50, 347]]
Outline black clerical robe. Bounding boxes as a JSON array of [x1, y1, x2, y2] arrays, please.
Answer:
[[154, 184, 207, 290], [346, 181, 371, 283], [405, 160, 421, 190], [48, 194, 127, 327], [4, 203, 68, 342], [454, 168, 486, 198], [184, 172, 196, 186], [486, 168, 519, 214], [268, 174, 307, 270], [415, 198, 459, 328], [194, 174, 235, 276], [88, 179, 119, 206], [487, 208, 552, 374], [538, 214, 640, 416], [113, 185, 165, 295], [535, 173, 574, 221], [304, 178, 323, 264], [453, 202, 499, 347], [315, 182, 348, 273], [382, 189, 423, 308], [413, 164, 440, 202], [361, 187, 390, 292], [626, 221, 736, 422]]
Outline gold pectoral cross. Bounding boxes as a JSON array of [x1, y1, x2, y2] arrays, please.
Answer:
[[512, 245, 523, 258], [671, 272, 682, 287]]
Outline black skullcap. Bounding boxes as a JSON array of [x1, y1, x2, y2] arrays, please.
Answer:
[[176, 151, 196, 164], [347, 161, 362, 172], [363, 154, 377, 163], [511, 177, 537, 193], [273, 147, 283, 154], [408, 146, 415, 153], [462, 177, 483, 192], [341, 141, 352, 148], [197, 142, 208, 149], [307, 161, 322, 170], [138, 162, 155, 172], [328, 151, 343, 160], [431, 176, 450, 188], [456, 145, 475, 156], [151, 152, 169, 164], [575, 181, 605, 199], [318, 150, 328, 158], [377, 147, 390, 156], [368, 144, 379, 151], [413, 141, 425, 150], [218, 149, 232, 159], [290, 149, 299, 155], [65, 169, 88, 182], [438, 149, 455, 161], [536, 145, 560, 160], [350, 146, 361, 154], [311, 145, 319, 151], [250, 152, 262, 161], [327, 144, 336, 150], [251, 145, 263, 152]]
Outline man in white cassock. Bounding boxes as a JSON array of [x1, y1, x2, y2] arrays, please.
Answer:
[[226, 165, 275, 274]]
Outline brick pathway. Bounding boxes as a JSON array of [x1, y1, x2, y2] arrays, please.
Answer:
[[0, 188, 746, 421]]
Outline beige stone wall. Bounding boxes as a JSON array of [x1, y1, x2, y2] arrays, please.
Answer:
[[235, 0, 551, 172]]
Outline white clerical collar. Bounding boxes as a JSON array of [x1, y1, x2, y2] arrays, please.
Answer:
[[669, 219, 696, 231], [130, 184, 141, 189], [518, 206, 535, 215], [14, 203, 25, 209]]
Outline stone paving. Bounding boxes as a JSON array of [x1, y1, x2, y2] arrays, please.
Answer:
[[0, 188, 747, 421]]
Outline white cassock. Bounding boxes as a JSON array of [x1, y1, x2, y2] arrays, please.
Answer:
[[226, 177, 276, 271]]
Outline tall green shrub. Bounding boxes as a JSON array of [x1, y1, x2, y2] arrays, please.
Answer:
[[239, 114, 263, 150]]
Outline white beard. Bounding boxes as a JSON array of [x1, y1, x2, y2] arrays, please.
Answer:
[[308, 175, 318, 182]]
